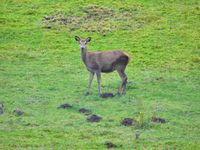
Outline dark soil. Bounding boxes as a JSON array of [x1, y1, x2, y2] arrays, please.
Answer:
[[87, 114, 102, 123], [13, 109, 24, 116], [79, 108, 91, 115], [101, 93, 115, 98], [58, 103, 72, 109], [151, 117, 166, 123], [105, 142, 117, 149], [121, 118, 135, 126]]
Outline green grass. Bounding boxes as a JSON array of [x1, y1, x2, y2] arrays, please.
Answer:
[[0, 0, 200, 149]]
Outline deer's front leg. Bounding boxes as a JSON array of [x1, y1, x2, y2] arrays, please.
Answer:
[[96, 71, 101, 96], [86, 72, 94, 95]]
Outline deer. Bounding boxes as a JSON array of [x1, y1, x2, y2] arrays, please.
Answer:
[[75, 36, 130, 97]]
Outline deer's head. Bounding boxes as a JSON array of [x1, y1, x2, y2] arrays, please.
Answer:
[[75, 36, 91, 49]]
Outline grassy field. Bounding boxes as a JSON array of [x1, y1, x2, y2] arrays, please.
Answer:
[[0, 0, 200, 149]]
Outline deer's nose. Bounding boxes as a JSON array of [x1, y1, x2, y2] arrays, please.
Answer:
[[80, 44, 85, 48]]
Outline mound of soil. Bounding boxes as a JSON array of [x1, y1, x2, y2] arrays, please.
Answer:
[[58, 103, 72, 109], [79, 108, 91, 115], [87, 114, 102, 123], [105, 142, 117, 149], [13, 109, 24, 116], [121, 118, 135, 126], [101, 93, 114, 98], [151, 117, 166, 123]]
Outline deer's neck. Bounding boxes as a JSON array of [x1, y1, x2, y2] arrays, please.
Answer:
[[81, 47, 88, 65]]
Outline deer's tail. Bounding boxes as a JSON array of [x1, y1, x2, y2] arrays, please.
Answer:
[[124, 52, 130, 64]]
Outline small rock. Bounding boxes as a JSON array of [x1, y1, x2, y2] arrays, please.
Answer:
[[13, 109, 24, 116], [58, 103, 72, 109], [105, 142, 117, 149], [135, 130, 141, 140], [121, 118, 134, 126], [101, 93, 114, 98], [151, 117, 166, 123], [87, 114, 102, 122], [135, 22, 142, 29]]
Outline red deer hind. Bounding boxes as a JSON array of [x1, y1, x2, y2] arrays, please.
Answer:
[[75, 36, 130, 97]]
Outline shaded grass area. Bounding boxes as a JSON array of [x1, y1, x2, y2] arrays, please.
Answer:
[[0, 0, 200, 149]]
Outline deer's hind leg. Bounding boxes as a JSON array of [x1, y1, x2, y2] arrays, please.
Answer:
[[117, 66, 128, 95]]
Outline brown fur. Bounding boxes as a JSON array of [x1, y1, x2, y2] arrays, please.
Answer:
[[87, 51, 129, 73]]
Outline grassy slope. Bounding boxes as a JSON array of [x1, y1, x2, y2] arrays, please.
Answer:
[[0, 0, 200, 149]]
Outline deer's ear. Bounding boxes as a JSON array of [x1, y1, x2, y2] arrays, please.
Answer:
[[86, 37, 91, 43], [75, 36, 80, 41]]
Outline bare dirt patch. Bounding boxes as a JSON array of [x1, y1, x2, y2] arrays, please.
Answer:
[[58, 103, 72, 109], [101, 93, 115, 98], [42, 5, 156, 35], [87, 114, 102, 123], [42, 13, 82, 30], [79, 108, 91, 115], [121, 118, 135, 126], [105, 142, 117, 149], [151, 117, 166, 123], [83, 5, 114, 20]]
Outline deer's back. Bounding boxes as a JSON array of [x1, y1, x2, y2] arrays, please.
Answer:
[[87, 50, 129, 73]]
